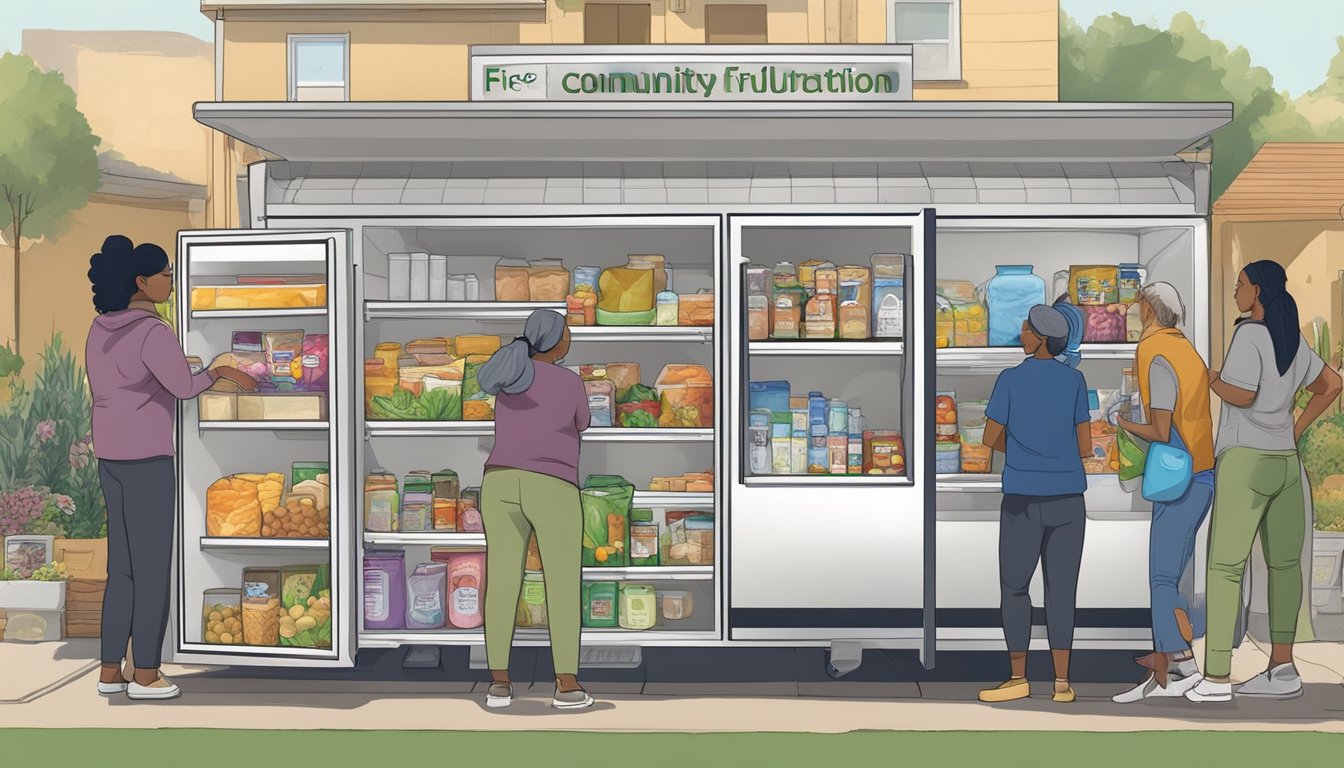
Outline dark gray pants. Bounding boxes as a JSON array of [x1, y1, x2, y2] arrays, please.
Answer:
[[1000, 493, 1087, 653], [99, 457, 176, 668]]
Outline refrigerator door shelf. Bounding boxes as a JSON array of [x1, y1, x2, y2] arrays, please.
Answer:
[[200, 537, 330, 551], [937, 343, 1138, 373], [744, 475, 914, 488], [191, 307, 328, 320], [363, 422, 713, 443]]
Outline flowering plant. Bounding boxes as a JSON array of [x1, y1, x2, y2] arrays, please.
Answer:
[[0, 486, 45, 537]]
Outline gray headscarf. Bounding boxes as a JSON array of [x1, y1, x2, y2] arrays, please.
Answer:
[[476, 310, 566, 395], [1027, 304, 1070, 357]]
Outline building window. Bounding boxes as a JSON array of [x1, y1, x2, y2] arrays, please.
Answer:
[[288, 34, 349, 101], [705, 5, 769, 44], [889, 0, 961, 82], [585, 4, 652, 44]]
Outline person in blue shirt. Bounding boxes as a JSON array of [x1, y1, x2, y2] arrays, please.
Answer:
[[978, 304, 1092, 705]]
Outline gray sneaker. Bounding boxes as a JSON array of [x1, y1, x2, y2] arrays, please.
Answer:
[[1235, 664, 1303, 699], [485, 683, 514, 709], [552, 687, 595, 710]]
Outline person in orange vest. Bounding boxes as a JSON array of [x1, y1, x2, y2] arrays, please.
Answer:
[[1108, 283, 1214, 703]]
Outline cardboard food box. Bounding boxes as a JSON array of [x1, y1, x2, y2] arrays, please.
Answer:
[[236, 393, 328, 421]]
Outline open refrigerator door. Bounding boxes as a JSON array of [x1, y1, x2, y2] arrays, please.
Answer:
[[170, 228, 355, 667], [727, 212, 935, 667]]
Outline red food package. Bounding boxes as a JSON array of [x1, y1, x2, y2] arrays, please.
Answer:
[[1082, 304, 1128, 343]]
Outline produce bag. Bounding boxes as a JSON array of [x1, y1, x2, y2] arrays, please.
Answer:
[[1116, 429, 1149, 483], [581, 484, 633, 567], [369, 385, 462, 421], [617, 383, 661, 428], [655, 364, 713, 428], [279, 564, 333, 649]]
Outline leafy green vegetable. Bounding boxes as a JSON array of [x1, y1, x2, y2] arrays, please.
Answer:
[[371, 387, 423, 420], [421, 387, 463, 421], [619, 409, 658, 428], [619, 383, 658, 404]]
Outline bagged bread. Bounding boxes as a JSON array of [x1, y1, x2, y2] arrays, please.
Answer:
[[206, 473, 284, 537]]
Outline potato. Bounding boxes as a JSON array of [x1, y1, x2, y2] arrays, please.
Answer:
[[219, 632, 233, 644], [205, 631, 219, 643], [295, 616, 317, 632], [279, 624, 297, 639], [288, 605, 305, 620]]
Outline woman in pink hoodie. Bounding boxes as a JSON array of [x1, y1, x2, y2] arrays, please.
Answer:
[[84, 235, 254, 701]]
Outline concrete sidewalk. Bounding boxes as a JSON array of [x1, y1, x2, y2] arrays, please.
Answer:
[[2, 638, 1341, 733]]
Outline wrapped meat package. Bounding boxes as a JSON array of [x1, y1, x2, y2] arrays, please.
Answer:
[[1082, 304, 1130, 343]]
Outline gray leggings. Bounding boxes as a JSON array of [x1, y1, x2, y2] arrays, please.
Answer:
[[1000, 493, 1087, 653], [99, 457, 176, 668]]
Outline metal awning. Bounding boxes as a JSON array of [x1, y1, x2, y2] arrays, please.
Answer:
[[195, 101, 1233, 164]]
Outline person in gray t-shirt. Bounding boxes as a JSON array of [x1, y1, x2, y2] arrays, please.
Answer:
[[1187, 261, 1343, 704]]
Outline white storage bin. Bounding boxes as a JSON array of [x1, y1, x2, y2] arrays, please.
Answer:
[[0, 580, 66, 611]]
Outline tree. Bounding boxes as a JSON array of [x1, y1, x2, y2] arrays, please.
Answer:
[[0, 53, 101, 354], [1296, 37, 1344, 139], [1060, 12, 1319, 200]]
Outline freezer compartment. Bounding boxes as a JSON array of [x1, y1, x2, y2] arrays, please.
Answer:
[[935, 518, 1151, 616], [362, 221, 716, 302]]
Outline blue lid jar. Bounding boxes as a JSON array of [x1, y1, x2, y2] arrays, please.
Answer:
[[986, 265, 1046, 347]]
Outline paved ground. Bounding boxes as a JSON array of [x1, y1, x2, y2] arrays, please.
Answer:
[[2, 635, 1342, 732]]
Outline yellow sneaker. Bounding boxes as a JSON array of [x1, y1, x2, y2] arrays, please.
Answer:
[[1053, 683, 1076, 703], [979, 678, 1030, 703]]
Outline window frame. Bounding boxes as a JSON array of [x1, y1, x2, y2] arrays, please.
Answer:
[[704, 4, 770, 45], [887, 0, 962, 83], [287, 33, 351, 102]]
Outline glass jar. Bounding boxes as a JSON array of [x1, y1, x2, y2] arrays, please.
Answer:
[[935, 281, 988, 347], [660, 590, 694, 621], [202, 588, 242, 645], [630, 522, 660, 566], [655, 291, 679, 327], [279, 564, 332, 649], [494, 257, 531, 302], [527, 259, 571, 302], [986, 265, 1045, 347], [240, 568, 281, 647], [628, 254, 668, 295]]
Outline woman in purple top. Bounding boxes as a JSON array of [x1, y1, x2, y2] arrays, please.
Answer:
[[476, 309, 594, 711], [84, 235, 254, 701]]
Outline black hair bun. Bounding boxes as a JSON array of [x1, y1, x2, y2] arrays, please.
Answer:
[[88, 235, 167, 314]]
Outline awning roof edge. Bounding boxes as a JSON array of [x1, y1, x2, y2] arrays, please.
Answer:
[[196, 101, 1234, 165]]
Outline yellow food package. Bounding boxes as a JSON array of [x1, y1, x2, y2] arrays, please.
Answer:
[[454, 334, 502, 357], [598, 263, 655, 313], [206, 472, 283, 537]]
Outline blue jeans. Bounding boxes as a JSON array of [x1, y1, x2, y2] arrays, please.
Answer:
[[1149, 473, 1214, 653]]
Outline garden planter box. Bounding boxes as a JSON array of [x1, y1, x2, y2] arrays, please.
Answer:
[[54, 538, 108, 581], [0, 608, 64, 642], [0, 580, 66, 612], [64, 578, 106, 639]]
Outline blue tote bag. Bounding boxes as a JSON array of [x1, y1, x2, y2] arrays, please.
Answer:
[[1142, 425, 1194, 503]]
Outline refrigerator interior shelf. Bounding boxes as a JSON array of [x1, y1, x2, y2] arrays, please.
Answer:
[[936, 474, 1003, 493], [199, 420, 330, 432], [937, 344, 1137, 371], [744, 475, 914, 487], [581, 566, 714, 580], [569, 326, 713, 343], [358, 629, 722, 648], [631, 492, 715, 507], [190, 308, 328, 320], [365, 301, 564, 321], [363, 423, 713, 442], [363, 532, 487, 547], [749, 340, 905, 357], [178, 642, 338, 658], [200, 537, 331, 551]]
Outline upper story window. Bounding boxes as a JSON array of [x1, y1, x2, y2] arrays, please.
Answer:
[[889, 0, 962, 82], [705, 5, 769, 44], [288, 34, 350, 101], [584, 4, 653, 44]]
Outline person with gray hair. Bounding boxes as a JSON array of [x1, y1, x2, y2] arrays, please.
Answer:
[[979, 304, 1092, 705], [476, 310, 595, 711], [1110, 281, 1216, 702]]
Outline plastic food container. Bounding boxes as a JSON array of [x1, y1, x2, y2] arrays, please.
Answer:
[[406, 561, 448, 630], [655, 364, 714, 428], [446, 551, 486, 629], [746, 266, 772, 296], [262, 492, 328, 539], [388, 253, 411, 301], [678, 292, 714, 327], [935, 281, 988, 347], [201, 588, 243, 645], [864, 430, 907, 475], [628, 254, 668, 294], [363, 551, 407, 630], [958, 400, 988, 430], [986, 265, 1046, 347], [935, 442, 962, 474], [619, 584, 657, 630], [190, 280, 327, 311], [364, 472, 399, 532], [572, 265, 602, 295], [583, 581, 619, 628], [660, 590, 694, 621], [526, 259, 570, 302], [585, 379, 616, 428], [458, 487, 483, 533], [935, 392, 959, 442], [630, 522, 660, 566], [960, 439, 992, 474], [494, 257, 531, 301], [241, 568, 281, 647]]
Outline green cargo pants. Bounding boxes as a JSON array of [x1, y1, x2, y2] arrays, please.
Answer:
[[480, 468, 582, 675], [1204, 448, 1306, 678]]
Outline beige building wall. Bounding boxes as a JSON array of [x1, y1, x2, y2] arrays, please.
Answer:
[[22, 30, 214, 185], [16, 196, 205, 370]]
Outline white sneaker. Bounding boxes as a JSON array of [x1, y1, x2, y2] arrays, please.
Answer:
[[552, 688, 595, 710], [127, 676, 180, 701], [1184, 678, 1233, 703], [1112, 671, 1203, 703], [485, 683, 514, 709], [1235, 664, 1303, 700], [96, 681, 128, 696]]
